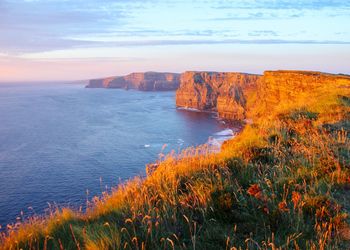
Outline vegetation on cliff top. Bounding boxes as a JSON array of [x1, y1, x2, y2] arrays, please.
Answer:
[[1, 74, 350, 249]]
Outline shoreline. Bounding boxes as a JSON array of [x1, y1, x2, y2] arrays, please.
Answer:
[[176, 106, 243, 152]]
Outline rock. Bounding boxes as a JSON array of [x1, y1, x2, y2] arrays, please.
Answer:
[[86, 72, 180, 91], [87, 77, 117, 88], [175, 71, 262, 120], [176, 70, 350, 121]]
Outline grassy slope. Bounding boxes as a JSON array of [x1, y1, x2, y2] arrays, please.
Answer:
[[1, 87, 350, 249]]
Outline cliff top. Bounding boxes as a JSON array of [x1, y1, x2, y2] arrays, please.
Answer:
[[264, 70, 350, 79]]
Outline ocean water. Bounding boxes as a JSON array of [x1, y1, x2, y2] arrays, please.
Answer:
[[0, 83, 231, 228]]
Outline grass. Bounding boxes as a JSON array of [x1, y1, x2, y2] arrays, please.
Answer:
[[1, 88, 350, 249]]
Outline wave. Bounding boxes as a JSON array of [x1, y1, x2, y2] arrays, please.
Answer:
[[176, 107, 217, 114], [176, 107, 201, 112], [208, 128, 237, 152], [214, 128, 234, 136], [177, 139, 184, 145]]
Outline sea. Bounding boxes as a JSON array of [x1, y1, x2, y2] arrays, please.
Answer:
[[0, 82, 235, 228]]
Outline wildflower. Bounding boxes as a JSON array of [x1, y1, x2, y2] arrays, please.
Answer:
[[292, 191, 302, 209], [278, 201, 289, 212], [247, 184, 262, 199]]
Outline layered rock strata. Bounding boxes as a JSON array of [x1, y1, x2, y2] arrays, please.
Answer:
[[175, 71, 262, 120]]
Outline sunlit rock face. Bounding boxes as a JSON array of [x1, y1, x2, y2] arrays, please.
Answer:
[[256, 70, 350, 115], [175, 71, 262, 120], [176, 70, 350, 121], [87, 72, 180, 91]]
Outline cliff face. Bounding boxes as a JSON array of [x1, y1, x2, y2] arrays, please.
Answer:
[[87, 72, 180, 91], [175, 71, 262, 120], [88, 70, 349, 120], [176, 70, 350, 121]]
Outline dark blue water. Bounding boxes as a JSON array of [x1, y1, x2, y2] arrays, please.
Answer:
[[0, 83, 229, 227]]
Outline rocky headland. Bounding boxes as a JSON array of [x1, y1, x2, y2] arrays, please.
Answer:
[[176, 70, 350, 121], [86, 72, 180, 91]]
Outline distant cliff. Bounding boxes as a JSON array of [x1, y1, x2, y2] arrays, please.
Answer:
[[176, 70, 350, 121], [87, 72, 180, 91]]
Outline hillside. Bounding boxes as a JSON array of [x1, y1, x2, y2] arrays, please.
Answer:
[[1, 70, 350, 249]]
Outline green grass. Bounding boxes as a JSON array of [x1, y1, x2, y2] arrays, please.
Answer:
[[339, 95, 350, 107]]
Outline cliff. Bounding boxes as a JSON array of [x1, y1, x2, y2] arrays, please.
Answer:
[[176, 70, 350, 121], [87, 72, 180, 91], [175, 71, 262, 120], [254, 70, 350, 118]]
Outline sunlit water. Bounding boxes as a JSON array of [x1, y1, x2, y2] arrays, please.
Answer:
[[0, 83, 233, 227]]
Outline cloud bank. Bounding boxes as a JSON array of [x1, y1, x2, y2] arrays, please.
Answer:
[[0, 0, 349, 54]]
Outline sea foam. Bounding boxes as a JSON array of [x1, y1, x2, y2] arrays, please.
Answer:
[[208, 128, 237, 152]]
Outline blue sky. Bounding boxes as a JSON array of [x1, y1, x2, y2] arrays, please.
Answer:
[[0, 0, 349, 81]]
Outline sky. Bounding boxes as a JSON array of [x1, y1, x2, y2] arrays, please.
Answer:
[[0, 0, 349, 81]]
